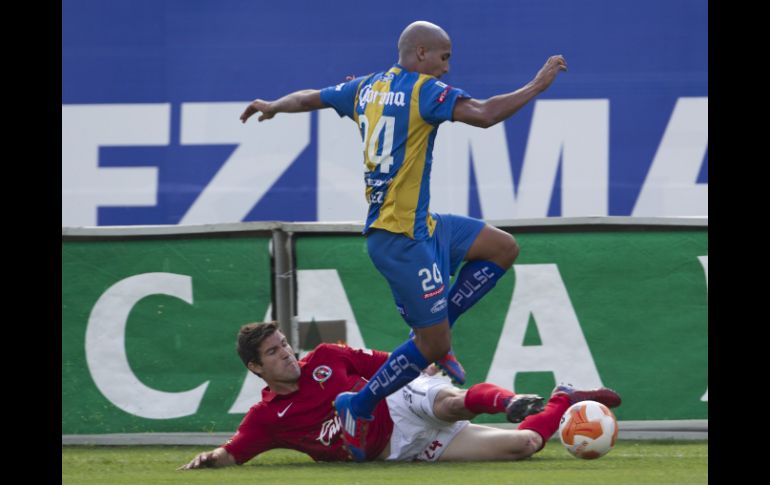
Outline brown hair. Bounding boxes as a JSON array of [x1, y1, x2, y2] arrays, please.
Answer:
[[236, 322, 280, 371]]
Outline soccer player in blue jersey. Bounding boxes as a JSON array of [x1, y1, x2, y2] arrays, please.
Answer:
[[240, 20, 568, 461]]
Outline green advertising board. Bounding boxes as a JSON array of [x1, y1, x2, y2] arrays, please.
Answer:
[[62, 226, 706, 434], [293, 230, 708, 423], [62, 236, 272, 434]]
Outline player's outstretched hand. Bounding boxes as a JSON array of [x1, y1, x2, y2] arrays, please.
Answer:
[[178, 450, 217, 470], [240, 99, 276, 123], [533, 55, 568, 92]]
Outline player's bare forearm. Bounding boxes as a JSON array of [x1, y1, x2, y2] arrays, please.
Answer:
[[453, 55, 567, 128], [272, 90, 324, 113], [454, 83, 541, 128], [240, 89, 324, 123]]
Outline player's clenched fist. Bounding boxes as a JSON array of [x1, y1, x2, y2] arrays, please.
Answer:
[[532, 55, 568, 92]]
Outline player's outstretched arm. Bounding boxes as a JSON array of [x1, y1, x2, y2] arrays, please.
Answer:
[[452, 55, 568, 128], [240, 89, 325, 123], [178, 447, 237, 470]]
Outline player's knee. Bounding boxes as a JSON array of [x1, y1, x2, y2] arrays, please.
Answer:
[[433, 388, 465, 419], [510, 236, 520, 262], [519, 432, 543, 458], [497, 233, 519, 268]]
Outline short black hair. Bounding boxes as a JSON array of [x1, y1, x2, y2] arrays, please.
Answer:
[[236, 321, 280, 370]]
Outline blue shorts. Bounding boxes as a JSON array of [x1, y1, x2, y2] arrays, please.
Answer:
[[366, 213, 485, 328]]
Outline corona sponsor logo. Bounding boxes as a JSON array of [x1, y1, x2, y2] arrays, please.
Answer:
[[358, 85, 407, 109]]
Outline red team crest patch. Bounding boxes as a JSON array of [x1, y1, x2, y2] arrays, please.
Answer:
[[312, 365, 333, 384]]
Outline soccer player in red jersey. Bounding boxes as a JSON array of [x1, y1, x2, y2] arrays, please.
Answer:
[[179, 322, 621, 469]]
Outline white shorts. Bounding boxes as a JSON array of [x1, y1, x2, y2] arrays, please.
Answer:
[[384, 373, 470, 462]]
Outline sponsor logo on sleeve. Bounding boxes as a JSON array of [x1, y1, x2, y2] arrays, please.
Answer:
[[437, 85, 452, 103]]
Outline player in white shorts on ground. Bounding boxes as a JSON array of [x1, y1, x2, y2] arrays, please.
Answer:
[[180, 323, 622, 468]]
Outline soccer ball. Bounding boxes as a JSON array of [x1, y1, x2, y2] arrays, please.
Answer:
[[558, 400, 618, 459]]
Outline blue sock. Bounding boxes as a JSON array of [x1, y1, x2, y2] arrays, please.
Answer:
[[448, 260, 506, 326], [351, 338, 429, 417]]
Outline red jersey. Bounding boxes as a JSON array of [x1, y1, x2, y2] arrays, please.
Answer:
[[223, 343, 393, 463]]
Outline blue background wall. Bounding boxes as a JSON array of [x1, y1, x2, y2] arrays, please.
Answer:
[[62, 0, 707, 225]]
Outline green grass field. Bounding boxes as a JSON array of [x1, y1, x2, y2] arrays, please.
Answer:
[[62, 440, 707, 484]]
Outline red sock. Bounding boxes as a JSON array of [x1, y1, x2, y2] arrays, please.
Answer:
[[464, 383, 514, 414], [518, 394, 571, 450]]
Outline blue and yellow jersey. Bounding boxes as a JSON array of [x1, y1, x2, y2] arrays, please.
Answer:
[[320, 64, 470, 240]]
